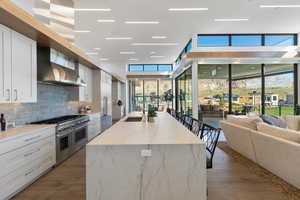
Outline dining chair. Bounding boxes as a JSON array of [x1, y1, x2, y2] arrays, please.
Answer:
[[190, 118, 202, 137], [183, 115, 193, 130], [200, 123, 221, 169]]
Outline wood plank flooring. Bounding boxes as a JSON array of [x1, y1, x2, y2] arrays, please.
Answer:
[[12, 142, 300, 200]]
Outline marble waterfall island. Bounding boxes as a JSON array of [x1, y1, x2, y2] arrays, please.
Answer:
[[86, 113, 207, 200]]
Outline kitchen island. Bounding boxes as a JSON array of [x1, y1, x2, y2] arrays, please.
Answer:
[[86, 112, 207, 200]]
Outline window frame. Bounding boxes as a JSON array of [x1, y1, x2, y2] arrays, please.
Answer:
[[197, 34, 297, 47]]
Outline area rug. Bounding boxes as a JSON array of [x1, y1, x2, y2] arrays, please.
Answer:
[[217, 142, 300, 200]]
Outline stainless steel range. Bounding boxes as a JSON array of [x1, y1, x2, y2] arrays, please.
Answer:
[[32, 115, 89, 165]]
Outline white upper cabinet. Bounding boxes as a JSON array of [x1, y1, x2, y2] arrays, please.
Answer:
[[0, 25, 12, 103], [11, 31, 37, 103], [79, 64, 93, 102], [0, 24, 37, 103]]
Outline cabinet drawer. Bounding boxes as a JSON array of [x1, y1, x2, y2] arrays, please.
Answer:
[[0, 135, 55, 177], [0, 151, 55, 200], [0, 126, 55, 156]]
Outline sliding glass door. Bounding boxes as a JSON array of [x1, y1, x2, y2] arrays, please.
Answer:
[[232, 64, 262, 115], [264, 64, 294, 116], [129, 79, 173, 112], [198, 64, 229, 120], [195, 63, 297, 117], [175, 67, 192, 116]]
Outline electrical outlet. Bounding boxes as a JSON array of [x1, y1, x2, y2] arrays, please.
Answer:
[[141, 149, 152, 157]]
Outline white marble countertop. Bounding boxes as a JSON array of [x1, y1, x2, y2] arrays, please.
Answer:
[[88, 112, 203, 145], [0, 124, 55, 141]]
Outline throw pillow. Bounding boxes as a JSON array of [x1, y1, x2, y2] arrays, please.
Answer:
[[260, 114, 287, 128]]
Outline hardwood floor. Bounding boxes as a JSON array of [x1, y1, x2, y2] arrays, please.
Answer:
[[12, 142, 300, 200]]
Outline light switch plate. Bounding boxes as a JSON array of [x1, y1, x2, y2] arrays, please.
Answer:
[[141, 149, 152, 157]]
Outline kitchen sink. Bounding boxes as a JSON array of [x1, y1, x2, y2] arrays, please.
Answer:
[[125, 117, 142, 122]]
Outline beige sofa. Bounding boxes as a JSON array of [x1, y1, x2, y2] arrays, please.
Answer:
[[220, 115, 300, 189]]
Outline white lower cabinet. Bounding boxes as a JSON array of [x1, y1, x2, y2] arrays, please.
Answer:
[[0, 126, 56, 200], [88, 113, 101, 141]]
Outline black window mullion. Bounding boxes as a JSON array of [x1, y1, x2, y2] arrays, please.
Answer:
[[229, 64, 232, 114], [229, 35, 232, 46], [294, 64, 298, 114], [262, 34, 265, 46], [261, 64, 265, 115], [157, 80, 159, 109]]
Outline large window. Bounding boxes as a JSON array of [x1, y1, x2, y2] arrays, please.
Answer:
[[129, 79, 173, 112], [232, 64, 262, 115], [131, 80, 144, 111], [196, 63, 297, 117], [265, 35, 296, 46], [197, 34, 297, 47], [175, 67, 192, 116], [264, 64, 294, 116], [198, 35, 229, 47], [231, 35, 262, 46], [158, 80, 173, 111], [128, 64, 173, 72], [198, 64, 229, 120]]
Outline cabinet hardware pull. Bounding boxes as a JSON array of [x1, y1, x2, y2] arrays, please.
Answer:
[[24, 148, 41, 157], [25, 169, 34, 176], [6, 89, 10, 101], [24, 135, 41, 142], [14, 89, 17, 101]]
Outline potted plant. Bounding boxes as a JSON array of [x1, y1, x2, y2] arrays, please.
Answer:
[[148, 104, 157, 123], [162, 89, 174, 113]]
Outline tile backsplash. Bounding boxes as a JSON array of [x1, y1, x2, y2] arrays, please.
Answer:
[[0, 83, 80, 126]]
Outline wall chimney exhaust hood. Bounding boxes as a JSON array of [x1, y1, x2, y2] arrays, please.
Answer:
[[37, 47, 86, 87]]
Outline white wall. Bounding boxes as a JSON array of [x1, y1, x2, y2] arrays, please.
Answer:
[[10, 0, 35, 15]]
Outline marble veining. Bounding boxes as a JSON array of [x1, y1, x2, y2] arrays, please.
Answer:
[[87, 113, 206, 200]]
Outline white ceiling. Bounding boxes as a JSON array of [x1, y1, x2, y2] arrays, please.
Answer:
[[73, 0, 300, 69]]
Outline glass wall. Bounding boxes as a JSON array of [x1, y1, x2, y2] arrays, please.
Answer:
[[144, 80, 158, 106], [196, 63, 296, 117], [175, 67, 192, 116], [131, 80, 144, 111], [197, 34, 297, 47], [128, 64, 173, 72], [232, 64, 262, 115], [198, 64, 229, 120], [129, 79, 173, 112], [264, 64, 294, 116]]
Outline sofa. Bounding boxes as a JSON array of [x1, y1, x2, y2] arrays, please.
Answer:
[[220, 115, 300, 189]]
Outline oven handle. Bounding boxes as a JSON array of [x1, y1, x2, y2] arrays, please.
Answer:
[[74, 123, 88, 131], [56, 131, 72, 138]]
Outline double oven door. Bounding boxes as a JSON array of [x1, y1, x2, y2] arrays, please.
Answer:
[[56, 123, 88, 164]]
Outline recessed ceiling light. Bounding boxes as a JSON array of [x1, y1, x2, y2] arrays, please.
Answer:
[[120, 51, 136, 55], [86, 52, 98, 55], [94, 48, 101, 51], [125, 21, 160, 24], [74, 8, 111, 11], [150, 55, 165, 58], [260, 5, 300, 8], [132, 43, 179, 46], [105, 37, 132, 40], [74, 30, 91, 33], [150, 51, 156, 54], [214, 18, 249, 22], [152, 36, 167, 39], [168, 8, 208, 11], [100, 58, 109, 61], [97, 19, 116, 23], [128, 58, 139, 61]]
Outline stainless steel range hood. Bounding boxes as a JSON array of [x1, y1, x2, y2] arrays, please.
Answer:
[[37, 47, 86, 87]]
